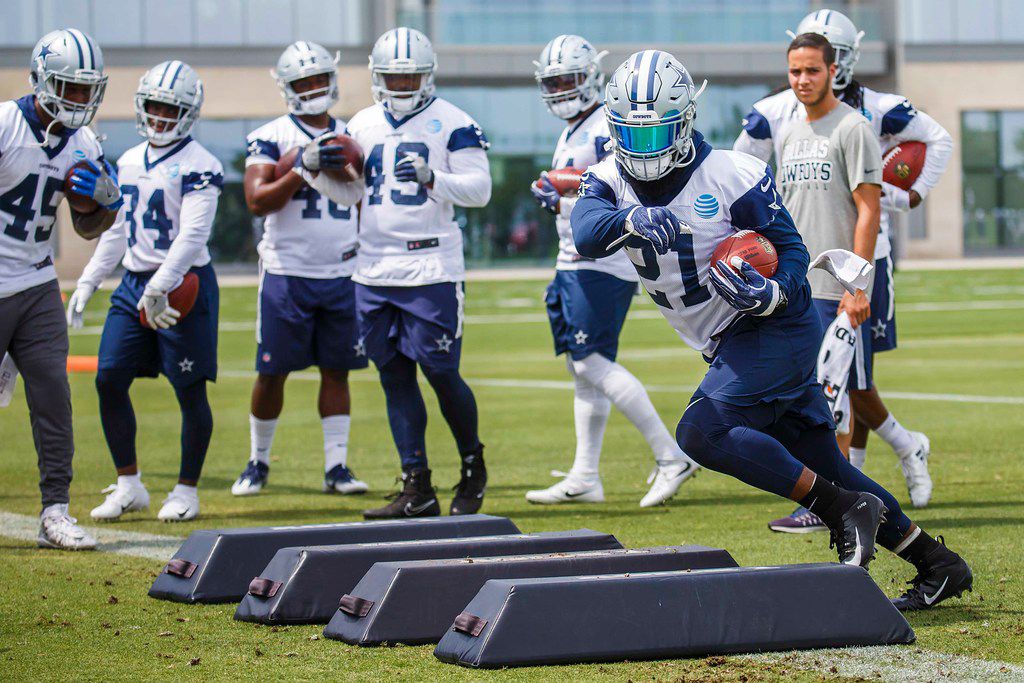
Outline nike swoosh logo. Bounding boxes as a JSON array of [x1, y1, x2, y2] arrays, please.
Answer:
[[923, 576, 949, 605], [760, 179, 771, 192], [563, 490, 590, 498], [177, 509, 189, 518], [847, 528, 862, 566], [865, 169, 877, 174], [404, 499, 437, 515]]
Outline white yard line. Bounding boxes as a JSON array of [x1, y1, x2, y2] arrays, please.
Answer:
[[215, 370, 1024, 405], [747, 645, 1024, 682], [0, 511, 180, 561]]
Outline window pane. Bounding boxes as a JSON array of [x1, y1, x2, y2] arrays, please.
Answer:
[[998, 111, 1024, 169], [143, 0, 194, 46], [1001, 170, 1024, 249], [195, 0, 244, 46], [962, 170, 999, 251], [962, 112, 999, 169], [91, 0, 143, 46], [95, 120, 142, 161], [246, 0, 294, 45]]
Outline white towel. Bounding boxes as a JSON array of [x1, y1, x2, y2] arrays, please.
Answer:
[[810, 249, 873, 295], [0, 353, 17, 408], [817, 311, 855, 434]]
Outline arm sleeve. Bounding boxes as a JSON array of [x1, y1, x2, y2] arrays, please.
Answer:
[[733, 107, 774, 162], [147, 187, 219, 293], [728, 166, 808, 301], [844, 120, 883, 189], [245, 137, 280, 167], [77, 212, 128, 289], [300, 168, 365, 207], [570, 172, 632, 257], [430, 147, 492, 208], [892, 110, 953, 199]]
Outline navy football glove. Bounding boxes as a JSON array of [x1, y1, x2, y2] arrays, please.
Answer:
[[709, 258, 787, 317], [530, 174, 560, 214], [623, 206, 680, 255], [69, 159, 122, 209], [394, 153, 434, 185]]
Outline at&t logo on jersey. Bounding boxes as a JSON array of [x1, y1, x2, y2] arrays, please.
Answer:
[[693, 193, 719, 219]]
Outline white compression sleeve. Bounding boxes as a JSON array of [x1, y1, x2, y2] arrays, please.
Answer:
[[569, 353, 685, 465], [148, 187, 219, 293], [77, 213, 128, 290], [300, 168, 364, 207], [429, 148, 492, 207], [565, 356, 611, 479]]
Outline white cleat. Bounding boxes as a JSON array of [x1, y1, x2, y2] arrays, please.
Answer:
[[640, 458, 700, 508], [157, 489, 200, 522], [900, 432, 933, 508], [525, 471, 604, 504], [38, 504, 96, 550], [90, 480, 150, 521]]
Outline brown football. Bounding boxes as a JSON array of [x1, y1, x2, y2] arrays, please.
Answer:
[[535, 167, 584, 196], [275, 134, 365, 182], [882, 140, 926, 192], [711, 230, 778, 278], [64, 160, 100, 214], [139, 272, 199, 328]]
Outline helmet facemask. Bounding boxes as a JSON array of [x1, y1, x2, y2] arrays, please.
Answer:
[[537, 69, 601, 120], [281, 71, 338, 116], [608, 104, 698, 181], [371, 67, 435, 115], [32, 69, 106, 129], [134, 88, 201, 145], [830, 44, 860, 90]]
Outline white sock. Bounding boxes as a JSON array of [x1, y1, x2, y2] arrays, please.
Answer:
[[571, 354, 684, 466], [118, 473, 143, 489], [249, 415, 278, 465], [848, 447, 867, 470], [875, 413, 916, 456], [171, 483, 197, 498], [566, 358, 610, 481], [322, 414, 351, 472]]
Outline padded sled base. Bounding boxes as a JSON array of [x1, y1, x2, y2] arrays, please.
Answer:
[[434, 563, 915, 668], [325, 545, 736, 645], [148, 515, 519, 603], [235, 529, 621, 625]]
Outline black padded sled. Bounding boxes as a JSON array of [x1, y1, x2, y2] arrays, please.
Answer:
[[434, 563, 915, 668], [148, 515, 519, 603], [324, 545, 737, 645], [234, 530, 621, 624]]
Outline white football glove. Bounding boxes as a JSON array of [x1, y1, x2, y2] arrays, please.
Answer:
[[137, 286, 181, 330], [881, 182, 912, 213], [65, 284, 96, 329], [394, 152, 435, 185], [297, 131, 347, 173]]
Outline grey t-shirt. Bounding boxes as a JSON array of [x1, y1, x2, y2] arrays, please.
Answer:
[[777, 101, 882, 301]]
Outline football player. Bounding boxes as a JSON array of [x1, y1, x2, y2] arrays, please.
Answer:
[[339, 28, 492, 518], [527, 34, 698, 507], [572, 50, 972, 611], [230, 41, 369, 498], [735, 9, 952, 523], [69, 61, 221, 523], [0, 29, 121, 549]]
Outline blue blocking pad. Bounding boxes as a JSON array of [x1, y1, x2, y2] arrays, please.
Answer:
[[434, 563, 915, 668], [234, 530, 622, 625], [324, 545, 737, 646], [148, 515, 519, 603]]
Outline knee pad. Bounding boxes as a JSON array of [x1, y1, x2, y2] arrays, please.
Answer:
[[569, 353, 612, 386]]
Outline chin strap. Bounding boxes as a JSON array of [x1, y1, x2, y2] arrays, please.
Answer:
[[30, 115, 62, 149]]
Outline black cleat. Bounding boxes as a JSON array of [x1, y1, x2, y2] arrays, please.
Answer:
[[362, 468, 440, 520], [450, 447, 487, 516], [829, 492, 886, 568], [892, 536, 973, 611]]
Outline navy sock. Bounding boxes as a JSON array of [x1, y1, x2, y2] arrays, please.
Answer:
[[378, 354, 428, 470], [96, 368, 138, 471], [675, 396, 804, 498], [771, 423, 913, 548], [174, 380, 212, 483], [422, 366, 480, 456]]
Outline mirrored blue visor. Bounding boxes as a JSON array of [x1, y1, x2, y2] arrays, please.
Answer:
[[608, 118, 681, 155]]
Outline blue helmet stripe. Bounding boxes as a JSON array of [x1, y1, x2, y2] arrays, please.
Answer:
[[822, 10, 832, 26], [553, 34, 567, 63], [71, 29, 95, 70], [405, 27, 411, 59], [628, 51, 643, 110], [168, 61, 184, 89], [65, 29, 85, 69], [646, 51, 661, 103], [393, 30, 399, 58], [160, 60, 174, 87]]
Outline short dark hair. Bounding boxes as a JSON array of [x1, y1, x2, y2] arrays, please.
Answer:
[[787, 32, 836, 65]]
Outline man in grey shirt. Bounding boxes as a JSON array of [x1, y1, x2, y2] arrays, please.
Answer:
[[769, 32, 882, 534]]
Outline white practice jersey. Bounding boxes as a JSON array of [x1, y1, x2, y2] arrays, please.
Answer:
[[550, 106, 636, 281], [0, 96, 103, 298], [579, 147, 781, 356], [345, 97, 492, 286], [246, 114, 358, 279], [734, 86, 952, 259], [78, 137, 223, 293]]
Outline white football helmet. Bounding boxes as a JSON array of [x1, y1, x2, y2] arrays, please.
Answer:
[[272, 41, 339, 116], [29, 28, 107, 129], [604, 50, 706, 182], [134, 61, 203, 145], [369, 28, 437, 116], [788, 9, 864, 90], [534, 34, 607, 120]]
